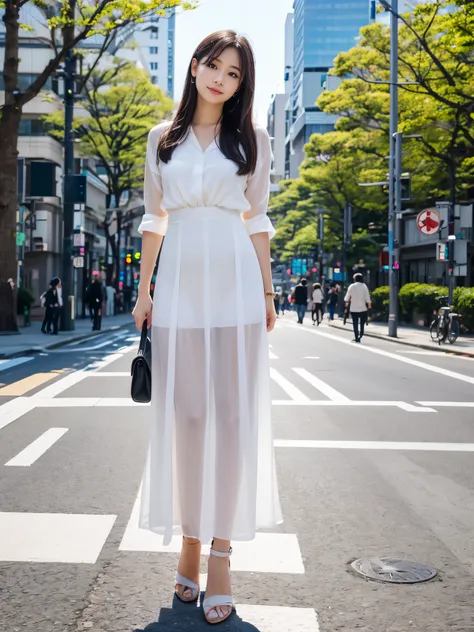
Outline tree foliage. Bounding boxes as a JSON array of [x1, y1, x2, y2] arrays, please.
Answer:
[[44, 60, 173, 284], [270, 0, 474, 270]]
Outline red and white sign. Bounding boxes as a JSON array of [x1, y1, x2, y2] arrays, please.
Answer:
[[417, 209, 441, 235]]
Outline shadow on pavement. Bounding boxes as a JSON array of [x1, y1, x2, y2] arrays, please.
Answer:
[[134, 593, 261, 631]]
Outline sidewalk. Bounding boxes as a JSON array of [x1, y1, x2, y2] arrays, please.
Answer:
[[0, 314, 134, 359], [329, 317, 474, 357]]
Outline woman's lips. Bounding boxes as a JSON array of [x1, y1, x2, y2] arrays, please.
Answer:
[[208, 87, 223, 95]]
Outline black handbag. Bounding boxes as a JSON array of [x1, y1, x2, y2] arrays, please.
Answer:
[[131, 320, 152, 403]]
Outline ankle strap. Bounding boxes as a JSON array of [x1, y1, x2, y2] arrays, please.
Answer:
[[209, 546, 232, 558]]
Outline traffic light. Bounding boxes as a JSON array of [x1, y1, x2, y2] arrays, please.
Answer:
[[125, 249, 133, 265], [134, 251, 141, 263]]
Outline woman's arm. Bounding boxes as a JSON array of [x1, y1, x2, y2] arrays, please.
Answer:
[[133, 232, 163, 330], [249, 232, 276, 332]]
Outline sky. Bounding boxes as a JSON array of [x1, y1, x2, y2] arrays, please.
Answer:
[[174, 0, 294, 126]]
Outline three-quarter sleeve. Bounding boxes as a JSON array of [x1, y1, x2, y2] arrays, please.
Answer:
[[138, 125, 168, 236], [242, 126, 276, 239]]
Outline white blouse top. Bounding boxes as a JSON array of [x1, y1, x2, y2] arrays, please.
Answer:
[[138, 121, 275, 239]]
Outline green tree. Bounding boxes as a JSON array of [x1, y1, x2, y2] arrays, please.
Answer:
[[0, 0, 196, 331], [44, 60, 173, 286]]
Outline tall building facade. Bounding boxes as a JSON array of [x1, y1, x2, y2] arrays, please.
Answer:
[[286, 0, 370, 177]]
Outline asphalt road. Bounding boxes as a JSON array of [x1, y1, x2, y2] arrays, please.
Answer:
[[1, 314, 474, 632]]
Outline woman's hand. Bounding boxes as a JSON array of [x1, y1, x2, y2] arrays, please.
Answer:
[[266, 295, 277, 333], [132, 292, 153, 331]]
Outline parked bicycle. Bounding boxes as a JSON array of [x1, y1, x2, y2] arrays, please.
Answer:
[[429, 296, 461, 344]]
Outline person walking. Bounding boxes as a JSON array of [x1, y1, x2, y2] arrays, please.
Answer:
[[273, 292, 280, 317], [344, 273, 371, 342], [311, 282, 323, 326], [106, 284, 116, 316], [86, 275, 103, 331], [132, 31, 282, 626], [40, 279, 60, 334], [327, 283, 338, 321], [293, 278, 308, 324]]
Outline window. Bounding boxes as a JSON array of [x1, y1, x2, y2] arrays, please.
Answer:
[[19, 119, 48, 136], [151, 76, 158, 85], [150, 62, 158, 71], [0, 73, 53, 91], [150, 28, 158, 39], [149, 46, 158, 54]]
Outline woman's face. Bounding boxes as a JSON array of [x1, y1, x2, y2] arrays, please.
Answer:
[[192, 46, 242, 107]]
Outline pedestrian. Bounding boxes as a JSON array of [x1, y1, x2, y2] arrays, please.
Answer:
[[292, 278, 308, 324], [40, 278, 60, 334], [311, 282, 323, 326], [344, 272, 371, 343], [86, 275, 103, 331], [274, 292, 280, 317], [132, 30, 282, 626], [327, 283, 338, 321], [106, 284, 116, 316], [280, 292, 286, 314]]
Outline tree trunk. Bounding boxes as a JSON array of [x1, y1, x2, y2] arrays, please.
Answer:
[[0, 1, 22, 332]]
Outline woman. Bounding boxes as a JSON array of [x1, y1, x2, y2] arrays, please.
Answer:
[[311, 282, 323, 326], [327, 283, 338, 321], [132, 31, 282, 625]]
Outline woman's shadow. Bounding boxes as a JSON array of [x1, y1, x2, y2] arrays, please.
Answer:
[[133, 592, 262, 631]]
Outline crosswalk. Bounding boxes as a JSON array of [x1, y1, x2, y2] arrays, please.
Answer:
[[1, 336, 473, 631], [0, 344, 321, 630]]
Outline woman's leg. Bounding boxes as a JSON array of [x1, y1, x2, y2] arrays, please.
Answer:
[[205, 537, 232, 621], [174, 329, 207, 594]]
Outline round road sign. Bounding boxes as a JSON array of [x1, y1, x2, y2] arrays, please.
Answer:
[[417, 209, 440, 235]]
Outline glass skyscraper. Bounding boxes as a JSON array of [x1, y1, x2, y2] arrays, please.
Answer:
[[286, 0, 370, 177]]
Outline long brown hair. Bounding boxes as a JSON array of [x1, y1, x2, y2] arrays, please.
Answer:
[[158, 30, 257, 176]]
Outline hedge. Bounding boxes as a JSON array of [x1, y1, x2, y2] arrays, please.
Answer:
[[371, 286, 389, 322], [370, 283, 474, 332]]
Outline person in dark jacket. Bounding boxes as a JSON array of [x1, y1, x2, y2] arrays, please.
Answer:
[[86, 276, 104, 331], [293, 278, 308, 324], [41, 278, 60, 334]]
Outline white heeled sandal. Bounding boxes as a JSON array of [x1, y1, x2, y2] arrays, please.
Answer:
[[203, 543, 233, 625], [175, 537, 200, 603]]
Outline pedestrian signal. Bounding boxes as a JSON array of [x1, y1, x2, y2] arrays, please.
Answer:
[[125, 252, 132, 265], [134, 251, 141, 260]]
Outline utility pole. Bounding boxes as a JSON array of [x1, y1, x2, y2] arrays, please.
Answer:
[[447, 161, 456, 304], [387, 0, 399, 338], [61, 49, 77, 330]]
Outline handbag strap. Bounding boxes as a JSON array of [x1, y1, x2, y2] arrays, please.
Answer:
[[139, 319, 149, 354]]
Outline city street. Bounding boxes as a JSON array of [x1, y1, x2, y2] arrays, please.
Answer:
[[1, 314, 474, 632]]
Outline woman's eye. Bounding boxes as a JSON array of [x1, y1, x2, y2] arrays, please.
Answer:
[[229, 72, 239, 79], [208, 62, 217, 69]]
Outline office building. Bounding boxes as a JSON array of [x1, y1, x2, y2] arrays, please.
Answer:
[[286, 0, 370, 177]]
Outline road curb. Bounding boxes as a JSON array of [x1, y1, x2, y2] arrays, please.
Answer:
[[0, 320, 134, 360], [328, 321, 474, 358]]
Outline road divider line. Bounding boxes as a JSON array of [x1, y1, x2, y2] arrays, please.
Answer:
[[292, 368, 350, 402], [0, 357, 33, 373], [0, 373, 58, 396], [274, 439, 474, 452], [269, 350, 279, 360], [5, 428, 68, 467], [0, 398, 37, 431], [271, 400, 435, 411], [284, 322, 474, 386], [417, 401, 474, 407], [270, 368, 310, 402]]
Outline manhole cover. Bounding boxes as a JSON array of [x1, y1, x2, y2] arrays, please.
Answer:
[[351, 557, 437, 584]]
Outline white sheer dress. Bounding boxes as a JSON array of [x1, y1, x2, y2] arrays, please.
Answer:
[[137, 121, 282, 546]]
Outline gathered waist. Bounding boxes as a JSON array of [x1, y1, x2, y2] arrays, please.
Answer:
[[167, 206, 242, 224]]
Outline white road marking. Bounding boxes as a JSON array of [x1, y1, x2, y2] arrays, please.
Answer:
[[235, 605, 319, 631], [0, 512, 116, 563], [396, 351, 446, 356], [5, 428, 68, 466], [0, 397, 37, 431], [284, 322, 474, 385], [270, 368, 310, 402], [120, 493, 304, 573], [293, 367, 350, 402], [85, 372, 130, 377], [417, 401, 474, 407], [272, 400, 435, 412], [274, 440, 474, 451], [269, 350, 279, 360], [34, 371, 90, 398], [0, 357, 33, 373], [304, 356, 320, 359]]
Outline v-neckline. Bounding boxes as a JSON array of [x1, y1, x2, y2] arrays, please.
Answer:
[[190, 125, 218, 154]]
